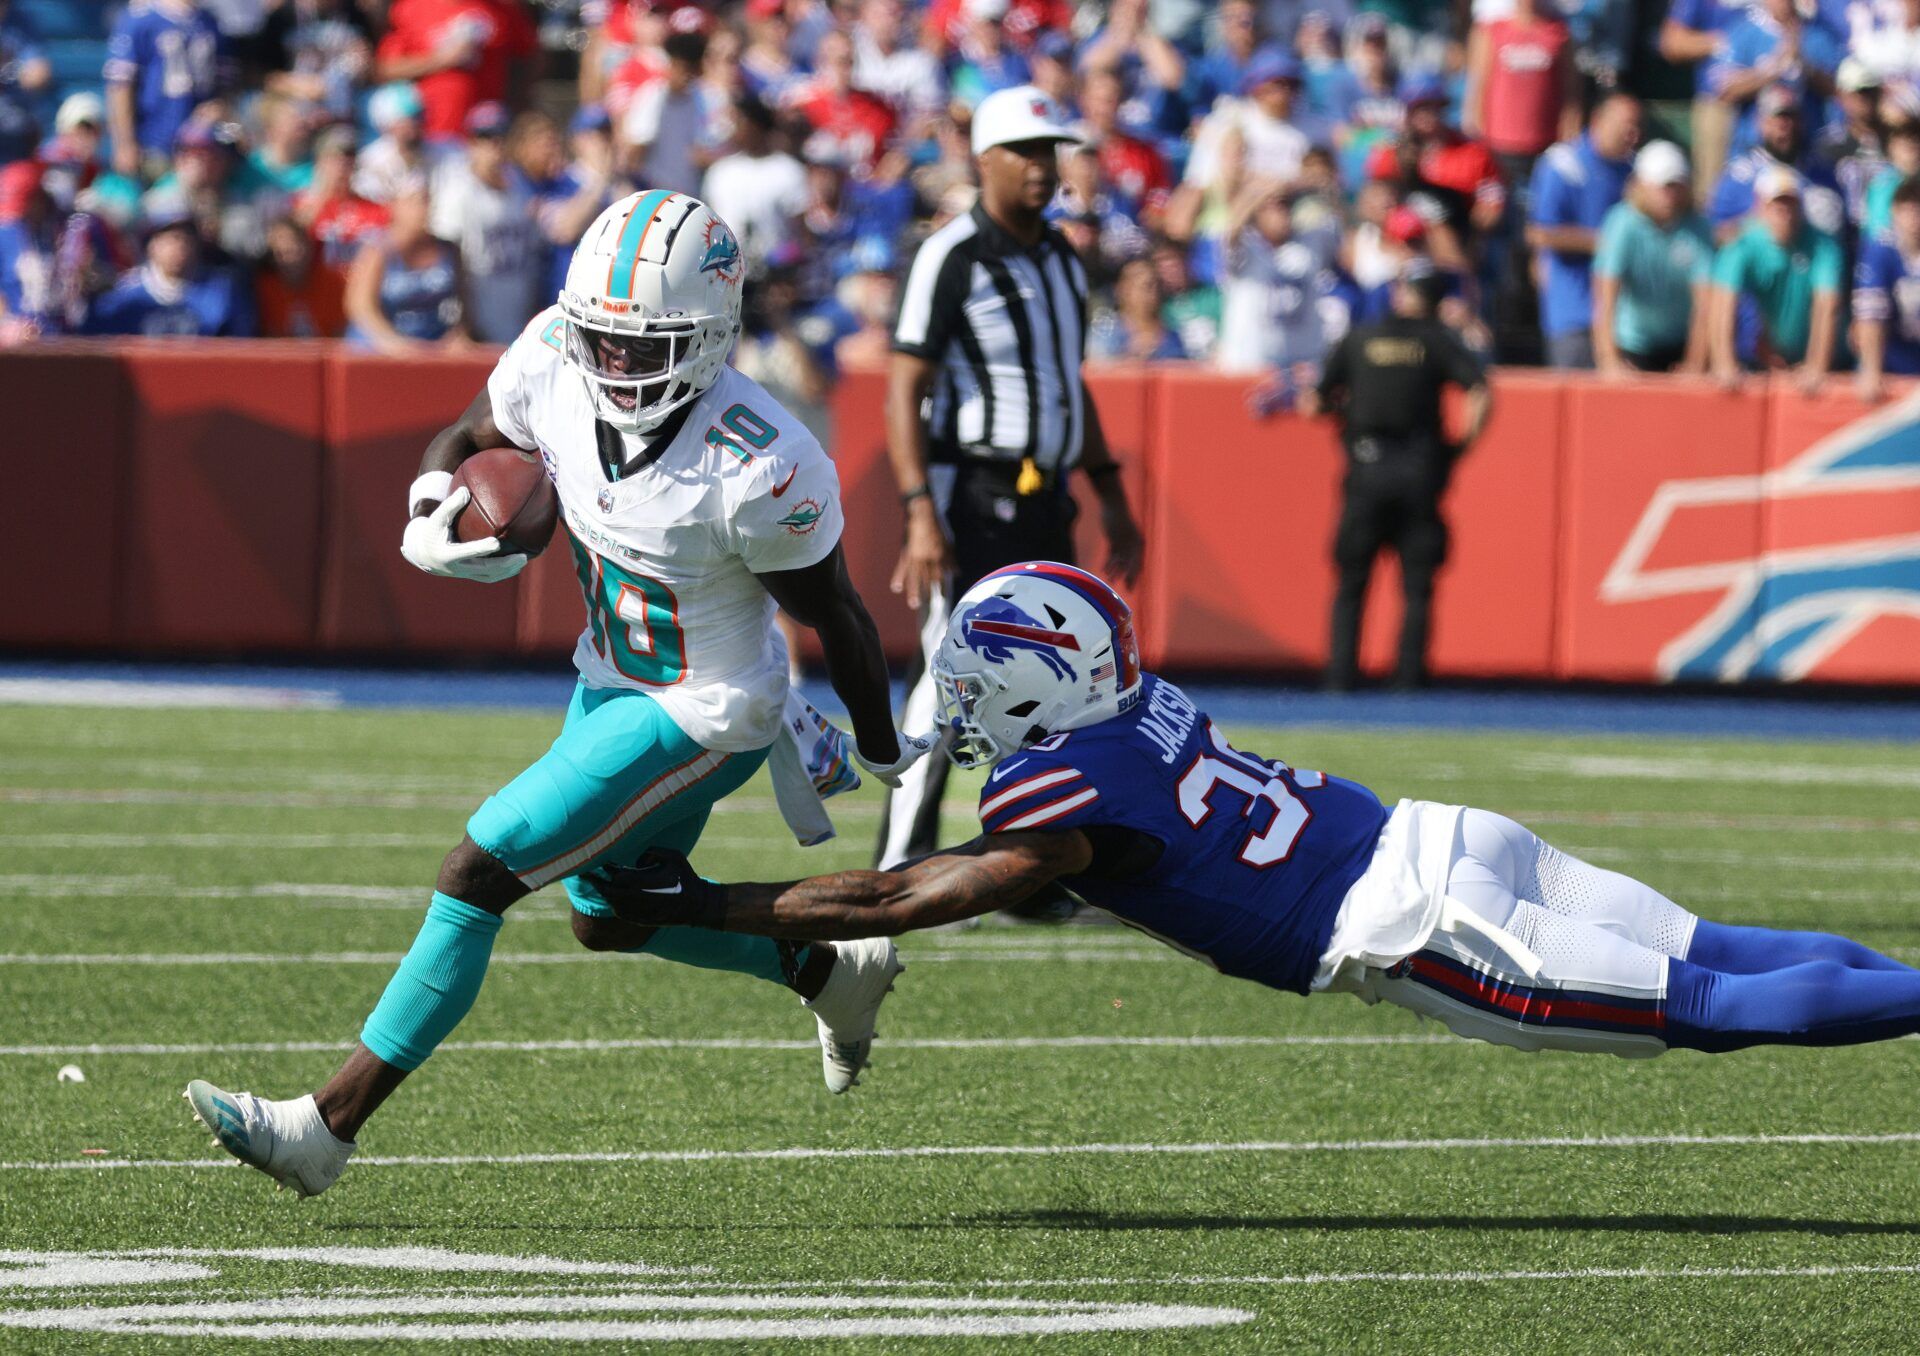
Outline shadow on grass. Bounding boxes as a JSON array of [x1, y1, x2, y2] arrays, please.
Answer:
[[320, 1211, 1920, 1238], [958, 1209, 1920, 1237]]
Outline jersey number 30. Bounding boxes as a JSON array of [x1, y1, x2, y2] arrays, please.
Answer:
[[571, 539, 687, 686], [1177, 722, 1325, 867]]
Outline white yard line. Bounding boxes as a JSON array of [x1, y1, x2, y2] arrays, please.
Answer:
[[7, 1129, 1918, 1176], [0, 679, 339, 709], [1515, 753, 1920, 789], [0, 1034, 1448, 1058]]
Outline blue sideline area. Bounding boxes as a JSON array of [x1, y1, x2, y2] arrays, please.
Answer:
[[3, 659, 1920, 742]]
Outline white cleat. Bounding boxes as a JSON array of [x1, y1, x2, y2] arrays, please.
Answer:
[[184, 1079, 356, 1197], [803, 937, 903, 1093]]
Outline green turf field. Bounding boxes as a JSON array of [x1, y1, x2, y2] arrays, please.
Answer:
[[3, 701, 1919, 1351]]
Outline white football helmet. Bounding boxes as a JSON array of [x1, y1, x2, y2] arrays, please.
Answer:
[[934, 562, 1144, 768], [558, 190, 745, 434]]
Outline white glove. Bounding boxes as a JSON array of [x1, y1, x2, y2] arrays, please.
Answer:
[[400, 487, 529, 584], [853, 728, 944, 788]]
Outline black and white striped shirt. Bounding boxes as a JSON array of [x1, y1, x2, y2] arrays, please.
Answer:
[[892, 204, 1089, 475]]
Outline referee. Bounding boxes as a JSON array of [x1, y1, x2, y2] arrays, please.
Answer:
[[1299, 258, 1492, 691], [877, 84, 1145, 869]]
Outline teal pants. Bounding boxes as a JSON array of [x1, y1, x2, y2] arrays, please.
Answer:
[[467, 682, 768, 912]]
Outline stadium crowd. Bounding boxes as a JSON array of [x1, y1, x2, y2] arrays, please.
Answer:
[[4, 0, 1920, 397]]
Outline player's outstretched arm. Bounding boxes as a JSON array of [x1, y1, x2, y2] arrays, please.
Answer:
[[602, 831, 1094, 941]]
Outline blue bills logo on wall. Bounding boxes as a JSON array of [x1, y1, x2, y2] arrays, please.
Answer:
[[1603, 391, 1920, 681]]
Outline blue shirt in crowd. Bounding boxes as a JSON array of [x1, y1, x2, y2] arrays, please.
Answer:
[[1667, 0, 1735, 96], [1529, 134, 1633, 338], [104, 1, 225, 155], [1709, 149, 1845, 233], [1707, 11, 1840, 157], [86, 265, 255, 337], [0, 217, 58, 327], [1853, 238, 1920, 374]]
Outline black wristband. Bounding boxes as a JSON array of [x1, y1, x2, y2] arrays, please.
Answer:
[[900, 485, 933, 507], [1085, 463, 1121, 481]]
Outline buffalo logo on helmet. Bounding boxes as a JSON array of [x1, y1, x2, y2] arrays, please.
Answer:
[[697, 219, 742, 283], [960, 597, 1080, 681]]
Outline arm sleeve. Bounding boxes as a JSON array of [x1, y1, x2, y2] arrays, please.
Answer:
[[1811, 233, 1844, 293], [978, 747, 1106, 835], [1318, 331, 1352, 396], [1435, 328, 1486, 388], [485, 330, 541, 451], [892, 232, 969, 358], [1688, 226, 1716, 284], [1707, 167, 1748, 226], [103, 12, 139, 83], [1854, 246, 1892, 321], [1528, 157, 1571, 228], [1711, 235, 1747, 289], [732, 455, 845, 574]]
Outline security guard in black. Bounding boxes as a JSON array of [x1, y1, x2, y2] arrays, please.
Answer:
[[1305, 263, 1491, 690]]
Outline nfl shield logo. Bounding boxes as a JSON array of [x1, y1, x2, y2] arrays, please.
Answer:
[[597, 486, 615, 515]]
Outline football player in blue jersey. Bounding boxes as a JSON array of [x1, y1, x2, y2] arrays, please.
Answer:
[[609, 560, 1920, 1058]]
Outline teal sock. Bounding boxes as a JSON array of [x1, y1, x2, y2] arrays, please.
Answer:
[[361, 892, 503, 1071], [629, 927, 808, 986]]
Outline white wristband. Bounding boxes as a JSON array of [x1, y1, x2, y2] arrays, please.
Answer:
[[408, 471, 454, 512]]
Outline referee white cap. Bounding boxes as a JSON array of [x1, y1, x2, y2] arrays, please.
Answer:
[[971, 85, 1079, 156]]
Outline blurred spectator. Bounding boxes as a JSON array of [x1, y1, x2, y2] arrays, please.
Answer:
[[259, 0, 373, 119], [735, 262, 833, 446], [345, 186, 464, 350], [703, 96, 808, 271], [788, 27, 896, 170], [1526, 93, 1642, 369], [1152, 236, 1220, 358], [740, 0, 802, 105], [824, 234, 900, 368], [1464, 0, 1578, 184], [1661, 0, 1738, 208], [255, 213, 346, 336], [1853, 0, 1920, 86], [1188, 0, 1263, 111], [1079, 68, 1173, 215], [374, 0, 536, 142], [429, 101, 539, 343], [0, 0, 51, 164], [1051, 139, 1151, 280], [1815, 58, 1886, 230], [86, 208, 256, 337], [623, 29, 724, 194], [0, 161, 56, 342], [579, 0, 666, 107], [1709, 85, 1844, 240], [41, 95, 111, 206], [355, 82, 437, 203], [1217, 178, 1339, 372], [1592, 140, 1716, 375], [1225, 48, 1314, 189], [1710, 167, 1842, 391], [1853, 175, 1920, 400], [1028, 30, 1078, 110], [1076, 0, 1188, 139], [1864, 118, 1920, 240], [143, 121, 272, 263], [854, 0, 944, 126], [298, 124, 388, 275], [106, 0, 227, 181], [949, 0, 1032, 107], [1366, 75, 1506, 250], [248, 94, 316, 193], [1089, 255, 1189, 359], [1709, 0, 1839, 162], [1321, 14, 1402, 188], [535, 105, 629, 298]]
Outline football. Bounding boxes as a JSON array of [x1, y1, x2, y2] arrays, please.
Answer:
[[450, 447, 559, 559]]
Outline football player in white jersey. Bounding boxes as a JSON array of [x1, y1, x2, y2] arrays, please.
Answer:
[[186, 191, 932, 1197]]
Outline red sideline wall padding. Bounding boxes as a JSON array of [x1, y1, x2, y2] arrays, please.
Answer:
[[118, 343, 328, 651], [0, 346, 126, 648], [9, 342, 1920, 686], [318, 350, 518, 655]]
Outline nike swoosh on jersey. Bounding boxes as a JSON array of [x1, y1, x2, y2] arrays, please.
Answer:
[[771, 466, 800, 498]]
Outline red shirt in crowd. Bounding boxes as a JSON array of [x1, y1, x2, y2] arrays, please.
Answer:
[[256, 263, 347, 339], [789, 83, 897, 169], [1098, 132, 1170, 207], [1366, 130, 1506, 224], [929, 0, 1071, 49], [300, 192, 390, 274], [1481, 17, 1569, 157], [377, 0, 537, 139]]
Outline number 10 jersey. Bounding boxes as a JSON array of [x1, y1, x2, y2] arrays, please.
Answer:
[[977, 675, 1390, 994], [487, 305, 845, 752]]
